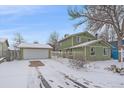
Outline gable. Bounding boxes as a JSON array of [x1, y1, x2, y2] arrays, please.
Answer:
[[59, 37, 73, 50], [59, 31, 95, 43], [59, 31, 97, 50], [72, 32, 96, 46]]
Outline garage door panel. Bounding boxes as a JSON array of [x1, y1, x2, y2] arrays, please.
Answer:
[[23, 49, 49, 59]]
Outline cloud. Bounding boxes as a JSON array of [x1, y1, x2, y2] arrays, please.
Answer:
[[0, 6, 45, 16], [0, 6, 48, 24]]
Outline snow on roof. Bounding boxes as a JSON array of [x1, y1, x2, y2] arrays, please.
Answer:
[[8, 47, 19, 50], [18, 43, 53, 49], [8, 47, 14, 50], [69, 39, 102, 49]]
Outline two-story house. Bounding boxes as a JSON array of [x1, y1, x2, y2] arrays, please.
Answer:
[[58, 31, 112, 61]]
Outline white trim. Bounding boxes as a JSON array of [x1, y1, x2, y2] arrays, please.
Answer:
[[18, 43, 52, 49], [69, 39, 102, 49]]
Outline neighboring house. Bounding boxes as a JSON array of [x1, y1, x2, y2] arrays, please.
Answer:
[[18, 43, 52, 60], [0, 38, 9, 59], [110, 41, 118, 60], [58, 31, 112, 61], [110, 40, 124, 60]]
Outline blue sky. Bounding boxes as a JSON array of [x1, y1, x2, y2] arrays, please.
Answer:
[[0, 5, 83, 45]]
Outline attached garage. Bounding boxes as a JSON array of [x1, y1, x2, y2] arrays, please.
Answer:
[[18, 43, 52, 60]]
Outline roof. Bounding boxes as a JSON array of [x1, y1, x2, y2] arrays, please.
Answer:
[[59, 31, 96, 43], [68, 39, 112, 49], [0, 38, 7, 43], [18, 43, 53, 49]]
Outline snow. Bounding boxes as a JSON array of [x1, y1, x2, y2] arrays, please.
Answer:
[[0, 58, 124, 88], [68, 39, 112, 49], [18, 43, 52, 49], [0, 60, 29, 88], [69, 39, 102, 49], [8, 47, 19, 50], [39, 58, 124, 88]]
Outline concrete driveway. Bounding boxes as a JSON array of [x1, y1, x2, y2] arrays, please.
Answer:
[[0, 59, 88, 88]]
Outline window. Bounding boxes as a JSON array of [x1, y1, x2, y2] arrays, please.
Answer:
[[104, 48, 108, 55], [76, 36, 81, 43], [88, 39, 91, 41], [90, 47, 95, 55]]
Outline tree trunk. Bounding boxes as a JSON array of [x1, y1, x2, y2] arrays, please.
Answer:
[[118, 38, 123, 62]]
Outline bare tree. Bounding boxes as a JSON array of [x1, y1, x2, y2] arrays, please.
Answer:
[[109, 29, 117, 41], [13, 32, 25, 48], [12, 33, 25, 59], [99, 30, 109, 41], [48, 31, 59, 51], [68, 5, 124, 62]]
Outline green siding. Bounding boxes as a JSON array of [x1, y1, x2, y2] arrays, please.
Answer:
[[59, 31, 111, 61], [60, 37, 73, 50], [72, 47, 86, 61], [86, 46, 111, 61], [59, 32, 96, 50], [73, 35, 95, 46], [71, 42, 111, 61], [72, 47, 85, 56]]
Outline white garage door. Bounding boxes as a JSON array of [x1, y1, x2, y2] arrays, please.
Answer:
[[23, 48, 49, 59]]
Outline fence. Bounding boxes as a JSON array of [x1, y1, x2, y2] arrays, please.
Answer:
[[0, 50, 10, 61], [8, 50, 20, 61], [0, 50, 20, 61], [51, 51, 86, 67]]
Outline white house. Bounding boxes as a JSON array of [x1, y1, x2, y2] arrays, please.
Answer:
[[18, 43, 53, 60]]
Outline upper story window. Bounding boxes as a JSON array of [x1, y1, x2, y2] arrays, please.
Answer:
[[90, 47, 95, 55], [76, 36, 81, 43], [104, 48, 108, 55]]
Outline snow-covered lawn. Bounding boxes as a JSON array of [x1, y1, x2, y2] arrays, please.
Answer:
[[0, 60, 29, 88], [39, 58, 124, 88], [0, 58, 124, 88]]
